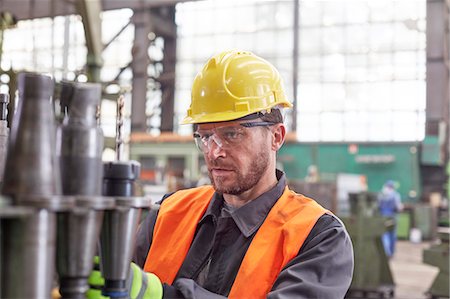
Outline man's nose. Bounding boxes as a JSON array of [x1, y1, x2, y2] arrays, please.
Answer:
[[207, 135, 226, 159]]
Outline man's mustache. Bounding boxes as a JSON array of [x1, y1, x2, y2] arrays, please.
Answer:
[[207, 159, 235, 170]]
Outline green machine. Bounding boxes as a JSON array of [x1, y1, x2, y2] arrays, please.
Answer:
[[423, 229, 450, 299], [342, 192, 395, 299]]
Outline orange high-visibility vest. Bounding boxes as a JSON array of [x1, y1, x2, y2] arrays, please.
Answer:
[[144, 185, 328, 298]]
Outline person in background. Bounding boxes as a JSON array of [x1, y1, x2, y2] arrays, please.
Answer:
[[305, 164, 319, 183], [90, 50, 354, 299], [378, 180, 403, 258], [196, 165, 211, 187]]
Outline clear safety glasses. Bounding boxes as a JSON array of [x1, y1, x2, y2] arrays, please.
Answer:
[[193, 121, 275, 153]]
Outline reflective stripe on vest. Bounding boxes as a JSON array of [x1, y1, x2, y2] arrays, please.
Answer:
[[144, 185, 328, 298]]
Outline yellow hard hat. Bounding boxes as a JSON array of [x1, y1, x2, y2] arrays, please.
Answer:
[[181, 50, 293, 124]]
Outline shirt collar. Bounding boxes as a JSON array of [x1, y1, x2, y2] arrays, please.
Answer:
[[200, 169, 287, 238]]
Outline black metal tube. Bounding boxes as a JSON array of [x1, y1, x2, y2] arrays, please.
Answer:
[[59, 278, 89, 299], [100, 161, 144, 298], [103, 280, 128, 299], [103, 161, 141, 197]]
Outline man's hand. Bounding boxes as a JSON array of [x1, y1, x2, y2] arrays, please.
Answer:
[[128, 262, 163, 299], [87, 257, 163, 299]]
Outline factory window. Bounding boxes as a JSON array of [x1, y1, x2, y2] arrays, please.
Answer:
[[1, 9, 135, 140], [1, 1, 426, 142], [298, 0, 426, 142], [2, 15, 87, 80], [175, 0, 426, 142]]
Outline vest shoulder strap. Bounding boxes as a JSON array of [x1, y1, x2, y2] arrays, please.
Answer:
[[143, 186, 215, 283]]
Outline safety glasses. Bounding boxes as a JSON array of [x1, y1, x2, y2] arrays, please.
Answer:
[[193, 121, 275, 153]]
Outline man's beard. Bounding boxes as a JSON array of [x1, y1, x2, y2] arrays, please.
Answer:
[[207, 148, 270, 195]]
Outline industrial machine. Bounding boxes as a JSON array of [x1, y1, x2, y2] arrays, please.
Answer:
[[342, 192, 395, 299], [423, 228, 450, 299], [0, 72, 151, 298]]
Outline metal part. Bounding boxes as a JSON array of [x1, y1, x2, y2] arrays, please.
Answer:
[[2, 72, 62, 200], [131, 10, 152, 132], [0, 196, 32, 295], [157, 6, 176, 132], [0, 72, 70, 299], [130, 6, 178, 133], [75, 0, 103, 82], [1, 0, 190, 21], [0, 74, 151, 299], [56, 81, 114, 299], [57, 198, 113, 299], [0, 93, 9, 185], [1, 208, 57, 298], [100, 198, 150, 298], [342, 192, 395, 299], [423, 228, 450, 298], [103, 161, 141, 196], [58, 82, 104, 196], [116, 95, 125, 161], [100, 161, 151, 299]]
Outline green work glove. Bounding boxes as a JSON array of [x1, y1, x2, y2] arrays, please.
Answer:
[[128, 262, 163, 299], [87, 256, 108, 299], [87, 256, 163, 299]]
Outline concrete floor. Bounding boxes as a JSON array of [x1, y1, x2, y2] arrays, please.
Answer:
[[390, 240, 441, 299]]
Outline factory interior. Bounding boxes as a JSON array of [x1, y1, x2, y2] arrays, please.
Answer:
[[0, 0, 449, 298]]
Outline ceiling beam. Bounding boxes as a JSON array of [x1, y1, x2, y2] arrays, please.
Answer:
[[0, 0, 191, 21]]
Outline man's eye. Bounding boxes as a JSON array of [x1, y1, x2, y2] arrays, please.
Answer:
[[223, 130, 241, 139], [200, 133, 212, 141]]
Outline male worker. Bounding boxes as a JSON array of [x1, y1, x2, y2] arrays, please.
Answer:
[[378, 180, 403, 258], [129, 50, 354, 299]]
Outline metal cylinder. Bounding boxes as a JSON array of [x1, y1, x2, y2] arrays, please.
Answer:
[[58, 82, 104, 196], [0, 93, 9, 121], [100, 161, 149, 298], [0, 199, 32, 298], [103, 161, 141, 197], [57, 203, 104, 298], [100, 204, 141, 298], [56, 195, 114, 299], [0, 94, 9, 185], [56, 82, 111, 298], [1, 208, 56, 299], [2, 72, 61, 200], [0, 72, 67, 299]]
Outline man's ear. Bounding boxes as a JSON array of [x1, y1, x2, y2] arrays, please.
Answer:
[[271, 124, 286, 151]]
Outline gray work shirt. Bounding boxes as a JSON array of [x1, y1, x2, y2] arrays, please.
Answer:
[[133, 170, 354, 298]]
